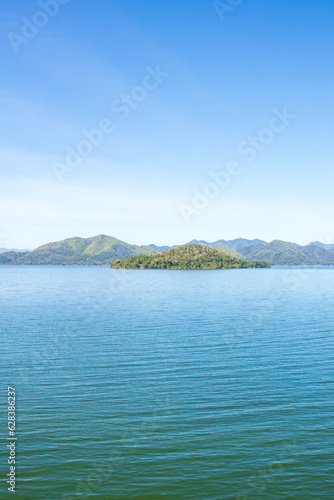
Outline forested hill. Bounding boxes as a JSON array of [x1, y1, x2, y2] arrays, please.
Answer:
[[111, 244, 270, 270], [240, 240, 334, 265], [0, 235, 156, 265]]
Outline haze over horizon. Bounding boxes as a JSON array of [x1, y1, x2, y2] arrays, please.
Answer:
[[1, 0, 334, 249]]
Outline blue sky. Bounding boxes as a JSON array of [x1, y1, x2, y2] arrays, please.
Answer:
[[1, 0, 334, 248]]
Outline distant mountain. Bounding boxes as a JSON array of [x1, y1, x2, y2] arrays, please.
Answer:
[[302, 244, 334, 263], [213, 238, 266, 251], [152, 239, 243, 258], [240, 240, 334, 265], [111, 244, 270, 270], [0, 235, 157, 265], [152, 238, 334, 264], [0, 248, 30, 254], [210, 243, 242, 258], [150, 239, 258, 259], [149, 240, 213, 251], [148, 244, 177, 252], [187, 239, 210, 246], [309, 241, 334, 251], [184, 239, 241, 258]]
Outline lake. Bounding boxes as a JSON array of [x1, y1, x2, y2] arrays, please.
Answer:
[[1, 266, 333, 499]]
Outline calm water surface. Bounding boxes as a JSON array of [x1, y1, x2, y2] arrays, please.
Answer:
[[0, 266, 333, 499]]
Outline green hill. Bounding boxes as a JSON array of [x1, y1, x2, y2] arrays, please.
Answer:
[[185, 239, 242, 258], [240, 240, 334, 265], [210, 242, 242, 258], [0, 235, 157, 265], [212, 238, 265, 251], [111, 244, 270, 270]]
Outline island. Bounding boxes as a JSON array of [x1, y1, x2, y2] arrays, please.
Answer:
[[111, 244, 270, 270]]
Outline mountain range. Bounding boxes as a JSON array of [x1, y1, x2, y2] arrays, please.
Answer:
[[0, 235, 333, 266], [0, 248, 30, 254]]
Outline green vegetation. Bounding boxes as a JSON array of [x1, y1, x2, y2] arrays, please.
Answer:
[[111, 244, 270, 270], [185, 239, 243, 258], [211, 242, 242, 258], [240, 240, 334, 265], [0, 235, 157, 265]]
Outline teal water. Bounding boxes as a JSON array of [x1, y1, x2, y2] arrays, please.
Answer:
[[1, 266, 333, 499]]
